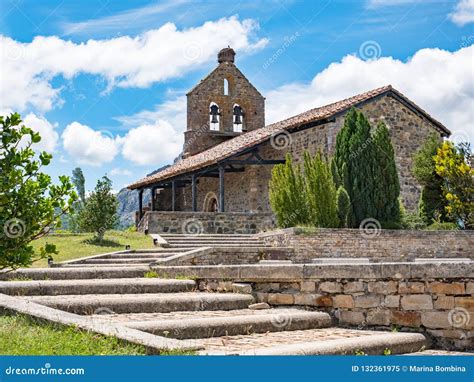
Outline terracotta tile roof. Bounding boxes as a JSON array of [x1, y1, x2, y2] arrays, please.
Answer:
[[128, 85, 449, 189]]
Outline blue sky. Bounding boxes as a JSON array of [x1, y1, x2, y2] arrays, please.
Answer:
[[1, 0, 473, 191]]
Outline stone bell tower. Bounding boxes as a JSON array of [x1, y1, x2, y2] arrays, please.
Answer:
[[183, 47, 265, 158]]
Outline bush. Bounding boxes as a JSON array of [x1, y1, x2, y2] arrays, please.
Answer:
[[336, 186, 350, 228], [303, 151, 338, 228], [425, 222, 459, 231], [269, 153, 310, 227], [401, 212, 426, 230]]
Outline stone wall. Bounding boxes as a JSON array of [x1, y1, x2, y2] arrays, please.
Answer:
[[163, 93, 446, 214], [153, 262, 473, 350], [259, 228, 474, 262], [139, 211, 275, 234], [184, 60, 265, 157]]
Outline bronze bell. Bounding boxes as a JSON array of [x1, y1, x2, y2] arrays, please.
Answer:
[[210, 104, 220, 124], [233, 105, 243, 125]]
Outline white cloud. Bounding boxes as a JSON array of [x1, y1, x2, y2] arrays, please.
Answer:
[[61, 0, 190, 36], [449, 0, 474, 26], [366, 0, 414, 8], [265, 45, 474, 145], [0, 16, 267, 113], [117, 95, 186, 131], [23, 113, 59, 152], [62, 122, 121, 166], [110, 168, 132, 176], [121, 121, 183, 166]]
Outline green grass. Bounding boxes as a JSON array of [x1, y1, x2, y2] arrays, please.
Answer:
[[30, 230, 154, 267], [0, 314, 147, 355]]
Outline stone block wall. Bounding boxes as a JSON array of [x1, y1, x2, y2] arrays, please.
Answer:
[[140, 211, 275, 234], [259, 228, 474, 262], [154, 262, 473, 350], [252, 278, 473, 351]]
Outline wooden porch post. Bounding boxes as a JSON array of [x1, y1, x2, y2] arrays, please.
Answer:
[[138, 189, 144, 220], [151, 187, 156, 211], [219, 165, 225, 212], [171, 180, 176, 212], [191, 174, 197, 212]]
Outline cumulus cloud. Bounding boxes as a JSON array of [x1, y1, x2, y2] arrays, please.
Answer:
[[110, 168, 133, 176], [121, 121, 183, 166], [449, 0, 474, 26], [265, 45, 474, 145], [62, 122, 121, 166], [23, 113, 59, 152], [0, 16, 267, 113]]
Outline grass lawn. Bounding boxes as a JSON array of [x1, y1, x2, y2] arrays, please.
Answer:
[[0, 314, 146, 355], [30, 230, 154, 267]]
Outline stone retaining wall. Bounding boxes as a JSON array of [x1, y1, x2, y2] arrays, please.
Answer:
[[153, 262, 473, 350], [139, 211, 275, 234], [259, 228, 474, 262]]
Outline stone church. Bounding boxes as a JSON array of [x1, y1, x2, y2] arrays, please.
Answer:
[[128, 47, 450, 234]]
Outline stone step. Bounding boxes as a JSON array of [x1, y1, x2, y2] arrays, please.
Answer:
[[0, 278, 196, 296], [168, 239, 265, 246], [125, 309, 331, 339], [60, 263, 153, 268], [167, 243, 267, 248], [0, 266, 151, 281], [197, 328, 429, 355], [311, 258, 370, 264], [77, 258, 164, 264], [160, 234, 256, 238], [104, 253, 181, 259], [22, 292, 255, 315]]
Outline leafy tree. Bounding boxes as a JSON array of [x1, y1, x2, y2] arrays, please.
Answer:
[[434, 141, 473, 229], [72, 167, 86, 204], [78, 176, 119, 242], [412, 133, 446, 224], [68, 167, 86, 232], [372, 122, 401, 224], [0, 113, 77, 269], [269, 153, 310, 227], [336, 186, 351, 228], [303, 151, 338, 227]]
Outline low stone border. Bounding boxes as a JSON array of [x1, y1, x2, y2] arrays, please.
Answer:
[[0, 293, 202, 354], [152, 262, 473, 350]]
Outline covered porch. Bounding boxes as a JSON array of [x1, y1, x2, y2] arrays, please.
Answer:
[[135, 144, 285, 225]]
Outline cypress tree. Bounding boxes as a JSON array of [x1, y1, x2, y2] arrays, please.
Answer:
[[333, 108, 358, 225], [304, 151, 338, 228], [269, 153, 310, 227], [336, 186, 351, 228], [349, 111, 377, 224], [412, 133, 447, 224], [372, 121, 401, 224]]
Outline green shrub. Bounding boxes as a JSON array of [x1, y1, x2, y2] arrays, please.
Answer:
[[303, 151, 338, 228], [269, 153, 310, 227], [425, 222, 459, 231], [336, 186, 350, 228]]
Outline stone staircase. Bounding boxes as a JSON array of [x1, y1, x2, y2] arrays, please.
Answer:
[[160, 234, 268, 248], [0, 267, 429, 355]]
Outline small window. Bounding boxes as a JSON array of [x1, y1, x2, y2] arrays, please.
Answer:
[[209, 102, 220, 131], [223, 78, 229, 95], [233, 104, 244, 132]]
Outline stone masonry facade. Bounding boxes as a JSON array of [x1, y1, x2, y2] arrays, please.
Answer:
[[184, 48, 265, 158], [156, 93, 444, 214]]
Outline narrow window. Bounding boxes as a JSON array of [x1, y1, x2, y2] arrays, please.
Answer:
[[233, 104, 244, 132], [209, 102, 220, 131], [223, 78, 229, 95]]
